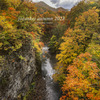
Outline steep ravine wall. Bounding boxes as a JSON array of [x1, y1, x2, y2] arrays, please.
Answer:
[[0, 42, 36, 100]]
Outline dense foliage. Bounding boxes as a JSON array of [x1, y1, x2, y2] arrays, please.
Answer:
[[60, 53, 100, 100], [0, 0, 100, 100], [52, 0, 100, 99], [57, 8, 99, 65], [66, 1, 89, 28], [0, 0, 44, 68], [0, 0, 45, 99]]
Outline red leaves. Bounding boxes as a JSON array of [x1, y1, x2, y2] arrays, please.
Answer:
[[8, 7, 15, 11], [30, 31, 35, 39]]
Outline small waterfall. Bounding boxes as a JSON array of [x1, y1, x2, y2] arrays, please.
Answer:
[[44, 58, 55, 79], [41, 46, 61, 100]]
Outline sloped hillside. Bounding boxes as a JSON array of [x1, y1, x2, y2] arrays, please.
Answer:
[[35, 1, 67, 14]]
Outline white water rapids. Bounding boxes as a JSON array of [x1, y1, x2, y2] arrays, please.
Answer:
[[41, 46, 61, 100]]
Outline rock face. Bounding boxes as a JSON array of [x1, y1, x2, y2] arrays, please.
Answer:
[[0, 42, 36, 100]]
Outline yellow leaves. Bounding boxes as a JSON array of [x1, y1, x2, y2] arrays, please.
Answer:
[[0, 56, 5, 68], [18, 55, 26, 61], [64, 28, 73, 36], [53, 62, 66, 84], [0, 16, 13, 30], [33, 41, 42, 53], [0, 28, 32, 54], [55, 9, 100, 100], [56, 3, 100, 100], [95, 9, 100, 12], [30, 31, 43, 55], [90, 1, 95, 4], [0, 7, 20, 27], [7, 0, 21, 8], [86, 39, 100, 65], [75, 9, 99, 30], [15, 42, 22, 50], [0, 43, 3, 47], [56, 9, 99, 67]]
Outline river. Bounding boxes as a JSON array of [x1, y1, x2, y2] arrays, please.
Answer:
[[41, 46, 61, 100]]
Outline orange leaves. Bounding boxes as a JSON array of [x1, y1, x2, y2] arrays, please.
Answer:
[[30, 32, 44, 50], [39, 42, 44, 47], [30, 31, 35, 35], [11, 16, 16, 20], [60, 52, 100, 100], [8, 22, 14, 25], [73, 97, 78, 100], [5, 16, 16, 20], [15, 11, 20, 14], [30, 31, 44, 54], [42, 55, 45, 58], [81, 52, 92, 59], [56, 8, 99, 67], [8, 7, 20, 17], [1, 7, 20, 26], [60, 96, 67, 100], [86, 93, 94, 99], [64, 28, 73, 36], [54, 3, 100, 100], [5, 16, 11, 19], [30, 31, 35, 39], [8, 7, 15, 11], [2, 12, 6, 16]]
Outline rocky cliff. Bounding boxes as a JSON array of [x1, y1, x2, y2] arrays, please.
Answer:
[[0, 40, 36, 100]]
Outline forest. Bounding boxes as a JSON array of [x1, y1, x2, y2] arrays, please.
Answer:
[[0, 0, 100, 100]]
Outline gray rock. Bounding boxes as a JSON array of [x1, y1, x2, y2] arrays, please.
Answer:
[[0, 43, 36, 100]]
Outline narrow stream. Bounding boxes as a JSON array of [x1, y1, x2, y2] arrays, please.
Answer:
[[41, 46, 61, 100]]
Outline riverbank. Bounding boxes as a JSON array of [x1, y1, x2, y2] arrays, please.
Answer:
[[32, 73, 46, 100], [42, 47, 61, 100], [24, 73, 46, 100]]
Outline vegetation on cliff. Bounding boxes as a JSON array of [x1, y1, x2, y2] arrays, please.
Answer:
[[0, 0, 44, 99], [0, 0, 100, 100]]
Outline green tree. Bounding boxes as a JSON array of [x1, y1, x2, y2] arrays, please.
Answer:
[[66, 1, 89, 28]]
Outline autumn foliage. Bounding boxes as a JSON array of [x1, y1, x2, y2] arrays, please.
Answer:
[[56, 8, 99, 65], [60, 53, 100, 100], [0, 0, 100, 99], [53, 1, 100, 99], [0, 0, 43, 56]]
